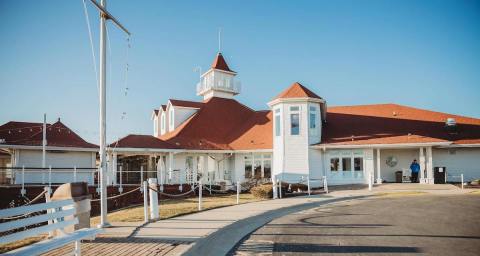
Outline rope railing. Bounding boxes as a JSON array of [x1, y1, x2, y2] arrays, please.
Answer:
[[90, 187, 141, 202], [149, 185, 198, 198], [2, 189, 49, 221]]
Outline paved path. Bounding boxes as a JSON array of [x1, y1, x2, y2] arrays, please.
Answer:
[[42, 184, 477, 255], [234, 193, 480, 256]]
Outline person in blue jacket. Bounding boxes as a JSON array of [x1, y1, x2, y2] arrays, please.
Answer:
[[410, 159, 420, 183]]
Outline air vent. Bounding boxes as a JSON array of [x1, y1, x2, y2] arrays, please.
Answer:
[[445, 117, 458, 135], [446, 118, 456, 126]]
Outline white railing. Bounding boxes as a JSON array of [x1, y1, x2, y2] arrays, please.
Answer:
[[196, 80, 241, 95]]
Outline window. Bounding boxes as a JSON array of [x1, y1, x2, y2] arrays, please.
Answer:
[[342, 158, 352, 171], [244, 159, 252, 179], [263, 160, 271, 178], [275, 110, 281, 136], [291, 113, 299, 135], [330, 158, 339, 171], [161, 114, 165, 131], [309, 106, 316, 130], [254, 160, 262, 179], [290, 106, 299, 111], [354, 157, 363, 171]]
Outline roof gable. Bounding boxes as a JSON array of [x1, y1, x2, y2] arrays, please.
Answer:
[[169, 99, 204, 109], [273, 82, 322, 100]]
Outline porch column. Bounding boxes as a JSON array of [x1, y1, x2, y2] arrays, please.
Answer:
[[426, 146, 434, 184], [112, 153, 118, 185], [376, 148, 382, 184], [193, 155, 198, 184], [168, 152, 174, 184], [203, 155, 209, 183], [419, 147, 426, 183]]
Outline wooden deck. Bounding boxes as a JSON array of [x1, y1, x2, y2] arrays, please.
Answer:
[[41, 237, 192, 256]]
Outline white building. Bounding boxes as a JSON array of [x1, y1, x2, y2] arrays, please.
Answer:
[[0, 119, 98, 185], [109, 52, 480, 187]]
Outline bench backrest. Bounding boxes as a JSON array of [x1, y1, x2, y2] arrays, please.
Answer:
[[0, 199, 77, 245]]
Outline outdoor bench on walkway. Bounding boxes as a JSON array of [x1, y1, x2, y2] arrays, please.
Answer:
[[0, 199, 102, 256]]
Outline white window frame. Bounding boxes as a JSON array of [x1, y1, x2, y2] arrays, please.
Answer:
[[289, 106, 300, 136], [309, 106, 317, 135]]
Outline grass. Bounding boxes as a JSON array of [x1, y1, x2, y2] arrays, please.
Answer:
[[469, 190, 480, 195], [0, 235, 46, 254], [374, 191, 427, 197], [90, 193, 262, 225]]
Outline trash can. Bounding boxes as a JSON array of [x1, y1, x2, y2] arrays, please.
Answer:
[[395, 171, 403, 183], [51, 182, 91, 233], [434, 167, 447, 184]]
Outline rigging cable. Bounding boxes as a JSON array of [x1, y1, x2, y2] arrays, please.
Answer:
[[81, 0, 100, 94]]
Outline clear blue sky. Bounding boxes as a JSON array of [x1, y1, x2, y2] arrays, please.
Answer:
[[1, 0, 479, 144]]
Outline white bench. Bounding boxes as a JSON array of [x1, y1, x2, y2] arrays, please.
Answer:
[[0, 199, 102, 256]]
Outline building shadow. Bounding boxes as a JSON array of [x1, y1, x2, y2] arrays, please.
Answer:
[[273, 243, 422, 253]]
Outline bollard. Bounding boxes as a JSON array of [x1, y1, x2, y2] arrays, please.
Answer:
[[148, 178, 159, 220], [198, 179, 203, 211], [368, 172, 372, 191], [143, 181, 148, 223], [236, 180, 240, 204], [461, 174, 464, 190], [307, 176, 311, 196]]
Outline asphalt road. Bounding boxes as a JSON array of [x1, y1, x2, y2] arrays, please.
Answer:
[[233, 194, 480, 256]]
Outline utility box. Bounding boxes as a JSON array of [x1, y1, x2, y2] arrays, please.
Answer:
[[51, 182, 91, 233], [395, 171, 403, 183], [434, 167, 447, 184]]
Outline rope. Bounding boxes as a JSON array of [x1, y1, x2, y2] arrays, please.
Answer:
[[150, 186, 198, 198], [2, 190, 48, 220], [204, 186, 230, 194], [90, 187, 141, 202], [81, 0, 100, 93]]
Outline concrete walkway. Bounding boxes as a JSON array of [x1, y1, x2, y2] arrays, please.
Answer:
[[46, 183, 474, 256]]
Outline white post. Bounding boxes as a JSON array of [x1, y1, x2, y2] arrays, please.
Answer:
[[209, 176, 212, 195], [236, 180, 240, 204], [112, 153, 117, 185], [74, 166, 77, 183], [98, 0, 109, 228], [21, 165, 25, 196], [119, 166, 123, 193], [45, 186, 53, 237], [426, 147, 434, 184], [323, 175, 329, 193], [48, 165, 52, 189], [198, 179, 203, 211], [272, 177, 277, 199], [278, 180, 282, 199], [143, 180, 148, 223], [148, 178, 159, 220], [419, 147, 426, 183], [140, 166, 144, 189], [376, 149, 382, 184], [307, 176, 311, 196], [368, 171, 372, 191], [461, 174, 464, 190], [42, 113, 47, 169]]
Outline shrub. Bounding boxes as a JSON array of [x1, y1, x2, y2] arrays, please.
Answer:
[[251, 183, 274, 199]]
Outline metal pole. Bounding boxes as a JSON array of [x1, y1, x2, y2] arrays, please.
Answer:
[[198, 179, 203, 211], [143, 180, 148, 223], [21, 165, 25, 196], [461, 174, 464, 190], [236, 180, 240, 204], [74, 166, 77, 183], [307, 176, 311, 196], [42, 113, 46, 169], [119, 165, 123, 193], [278, 180, 282, 199], [48, 165, 52, 189], [98, 0, 109, 228]]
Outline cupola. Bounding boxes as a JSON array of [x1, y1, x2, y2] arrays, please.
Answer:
[[196, 53, 241, 100]]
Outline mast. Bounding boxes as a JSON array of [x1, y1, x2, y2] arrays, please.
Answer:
[[98, 0, 109, 228], [42, 113, 46, 169], [85, 0, 130, 228]]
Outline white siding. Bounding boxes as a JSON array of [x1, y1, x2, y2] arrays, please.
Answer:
[[282, 102, 309, 176], [433, 148, 480, 182], [378, 149, 418, 182], [174, 108, 198, 128]]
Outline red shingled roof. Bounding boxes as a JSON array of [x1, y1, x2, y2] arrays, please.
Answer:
[[0, 121, 98, 149], [211, 53, 234, 73], [321, 104, 480, 145], [109, 134, 177, 149], [273, 82, 323, 100], [160, 97, 272, 150], [169, 99, 204, 109]]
